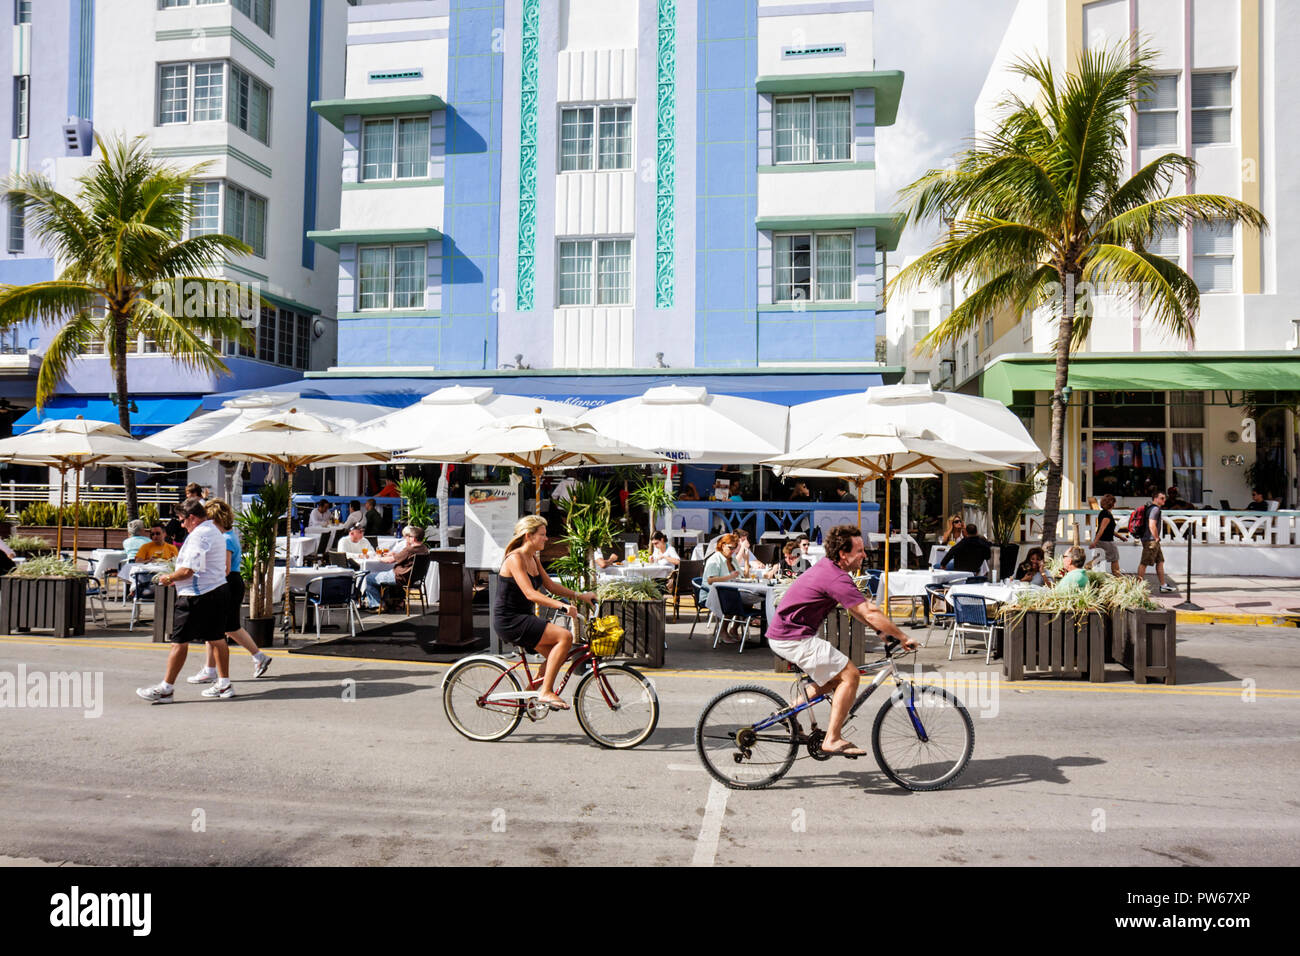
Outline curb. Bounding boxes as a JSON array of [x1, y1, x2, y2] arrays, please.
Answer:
[[1173, 610, 1300, 628]]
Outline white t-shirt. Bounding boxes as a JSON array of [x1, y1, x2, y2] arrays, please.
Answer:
[[174, 519, 229, 597], [339, 535, 369, 556], [308, 507, 332, 529], [650, 544, 680, 566], [341, 510, 365, 531]]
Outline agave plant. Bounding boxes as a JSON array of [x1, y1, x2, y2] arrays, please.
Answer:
[[236, 480, 290, 620], [628, 472, 676, 542], [398, 476, 436, 530], [555, 478, 617, 592], [962, 467, 1044, 545]]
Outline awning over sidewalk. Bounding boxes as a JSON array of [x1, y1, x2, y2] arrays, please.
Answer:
[[979, 353, 1300, 406], [203, 369, 896, 412], [12, 396, 204, 436]]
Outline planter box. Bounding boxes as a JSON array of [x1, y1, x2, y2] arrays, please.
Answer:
[[598, 599, 665, 669], [151, 583, 178, 643], [0, 575, 89, 637], [1003, 610, 1106, 682], [774, 609, 871, 673], [1110, 608, 1177, 685], [19, 526, 129, 552]]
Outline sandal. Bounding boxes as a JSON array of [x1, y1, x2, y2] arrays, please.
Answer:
[[821, 740, 866, 757], [538, 694, 569, 711]]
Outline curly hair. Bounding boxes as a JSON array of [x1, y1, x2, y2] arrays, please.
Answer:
[[823, 525, 861, 564], [204, 498, 236, 531]]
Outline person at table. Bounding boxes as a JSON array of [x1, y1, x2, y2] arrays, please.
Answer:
[[1244, 489, 1270, 512], [1165, 485, 1192, 510], [341, 500, 365, 532], [678, 482, 700, 501], [787, 481, 811, 502], [362, 525, 430, 611], [939, 514, 965, 546], [649, 531, 680, 567], [308, 499, 333, 530], [165, 504, 186, 545], [734, 530, 777, 580], [592, 547, 622, 569], [376, 474, 401, 499], [122, 519, 151, 561], [703, 534, 747, 644], [1015, 547, 1052, 586], [1088, 494, 1121, 575], [767, 525, 917, 757], [939, 522, 993, 575], [779, 541, 811, 578], [362, 498, 385, 536], [835, 482, 854, 503], [492, 515, 596, 711], [1054, 546, 1091, 591], [136, 523, 179, 564], [339, 525, 371, 561]]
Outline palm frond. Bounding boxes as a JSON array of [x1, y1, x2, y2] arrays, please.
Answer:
[[0, 280, 100, 330], [1081, 243, 1199, 343], [34, 310, 100, 408]]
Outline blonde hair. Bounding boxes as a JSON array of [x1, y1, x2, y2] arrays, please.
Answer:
[[204, 498, 235, 532], [503, 515, 547, 558]]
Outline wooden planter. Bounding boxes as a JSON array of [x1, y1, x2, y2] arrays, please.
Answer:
[[1003, 610, 1106, 682], [598, 599, 665, 669], [1, 575, 89, 637], [1110, 608, 1177, 685], [18, 526, 129, 551], [774, 608, 871, 673]]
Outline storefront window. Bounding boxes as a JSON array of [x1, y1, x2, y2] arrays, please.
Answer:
[[1171, 433, 1204, 504], [1091, 435, 1166, 498], [1091, 391, 1165, 429]]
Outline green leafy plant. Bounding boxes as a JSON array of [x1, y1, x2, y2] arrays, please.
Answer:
[[398, 476, 436, 530], [555, 478, 617, 593], [1006, 568, 1158, 627], [628, 473, 676, 542], [11, 555, 82, 578], [595, 578, 663, 603], [962, 467, 1044, 544], [8, 534, 53, 553], [236, 480, 289, 619]]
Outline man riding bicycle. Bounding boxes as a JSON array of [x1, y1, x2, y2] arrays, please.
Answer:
[[767, 525, 916, 756]]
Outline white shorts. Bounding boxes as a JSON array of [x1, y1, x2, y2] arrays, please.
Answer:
[[768, 636, 850, 687]]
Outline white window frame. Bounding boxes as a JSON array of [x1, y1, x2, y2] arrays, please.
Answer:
[[1192, 220, 1234, 294], [773, 93, 853, 165], [555, 238, 633, 307], [356, 243, 427, 312], [910, 309, 930, 344], [360, 115, 431, 182], [223, 182, 268, 258], [7, 202, 24, 254], [1136, 73, 1179, 148], [228, 62, 272, 145], [15, 1, 31, 24], [558, 104, 634, 172], [13, 75, 28, 139], [159, 0, 272, 36], [772, 231, 855, 303], [1191, 71, 1232, 146], [157, 60, 271, 140]]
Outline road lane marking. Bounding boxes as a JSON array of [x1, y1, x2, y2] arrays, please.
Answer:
[[691, 779, 730, 867]]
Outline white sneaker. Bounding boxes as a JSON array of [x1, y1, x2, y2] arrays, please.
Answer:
[[186, 669, 217, 684], [201, 683, 235, 699], [252, 654, 272, 678], [136, 684, 174, 704], [1158, 583, 1178, 594]]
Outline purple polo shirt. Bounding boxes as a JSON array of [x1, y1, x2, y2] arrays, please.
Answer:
[[767, 558, 869, 641]]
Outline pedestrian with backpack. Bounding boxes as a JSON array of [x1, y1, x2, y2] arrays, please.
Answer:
[[1134, 491, 1177, 594]]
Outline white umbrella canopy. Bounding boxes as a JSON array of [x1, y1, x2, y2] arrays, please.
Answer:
[[150, 392, 389, 457], [401, 410, 669, 513], [788, 383, 1042, 465], [577, 385, 788, 464]]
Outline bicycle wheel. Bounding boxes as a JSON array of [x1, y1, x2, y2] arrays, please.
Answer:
[[574, 663, 659, 749], [695, 684, 798, 790], [442, 660, 524, 742], [871, 684, 974, 791]]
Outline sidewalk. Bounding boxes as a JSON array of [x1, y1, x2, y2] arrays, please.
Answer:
[[1145, 574, 1300, 627]]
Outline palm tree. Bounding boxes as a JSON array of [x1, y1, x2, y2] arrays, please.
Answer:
[[0, 135, 253, 518], [889, 44, 1267, 557]]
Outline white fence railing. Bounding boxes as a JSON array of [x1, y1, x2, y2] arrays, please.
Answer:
[[2, 482, 185, 515], [1021, 509, 1300, 547]]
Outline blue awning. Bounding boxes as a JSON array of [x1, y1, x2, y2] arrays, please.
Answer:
[[13, 396, 204, 436], [203, 371, 888, 411]]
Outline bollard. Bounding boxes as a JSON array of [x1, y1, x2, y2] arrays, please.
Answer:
[[1173, 534, 1202, 611]]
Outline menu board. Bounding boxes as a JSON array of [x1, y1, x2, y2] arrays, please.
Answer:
[[465, 483, 520, 570]]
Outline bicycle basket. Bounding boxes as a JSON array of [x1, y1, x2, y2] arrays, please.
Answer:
[[587, 615, 624, 657]]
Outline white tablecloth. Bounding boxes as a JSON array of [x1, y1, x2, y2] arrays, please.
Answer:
[[876, 569, 971, 600], [705, 580, 781, 623], [120, 562, 171, 590], [272, 566, 358, 602], [868, 532, 922, 556], [598, 564, 674, 582], [947, 582, 1042, 605]]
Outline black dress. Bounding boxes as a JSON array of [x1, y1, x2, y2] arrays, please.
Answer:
[[493, 564, 549, 652]]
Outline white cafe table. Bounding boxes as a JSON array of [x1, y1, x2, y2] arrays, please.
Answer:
[[706, 579, 781, 626], [271, 566, 357, 602], [598, 563, 674, 583], [947, 582, 1042, 605], [876, 569, 971, 600], [868, 532, 922, 557]]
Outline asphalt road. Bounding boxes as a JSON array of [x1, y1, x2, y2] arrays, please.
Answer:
[[1, 623, 1297, 867]]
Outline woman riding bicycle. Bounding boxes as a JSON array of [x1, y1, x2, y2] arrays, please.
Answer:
[[492, 515, 595, 711]]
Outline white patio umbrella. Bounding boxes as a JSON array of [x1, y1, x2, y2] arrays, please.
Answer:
[[0, 417, 181, 555], [766, 427, 1011, 605], [401, 410, 669, 514], [344, 386, 575, 546], [177, 409, 390, 621]]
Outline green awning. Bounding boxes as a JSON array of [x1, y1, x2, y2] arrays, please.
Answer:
[[755, 212, 905, 251], [306, 227, 442, 252], [979, 353, 1300, 406], [754, 70, 904, 126], [311, 94, 445, 130]]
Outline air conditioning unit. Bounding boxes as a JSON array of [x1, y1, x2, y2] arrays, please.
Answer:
[[63, 117, 93, 156]]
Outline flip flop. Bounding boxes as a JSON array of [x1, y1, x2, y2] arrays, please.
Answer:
[[821, 741, 866, 758], [539, 696, 570, 711]]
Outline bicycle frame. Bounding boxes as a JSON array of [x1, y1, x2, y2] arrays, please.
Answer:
[[474, 644, 621, 711]]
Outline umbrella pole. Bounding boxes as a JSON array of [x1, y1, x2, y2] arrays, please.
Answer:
[[882, 474, 892, 610], [56, 465, 66, 554], [73, 465, 82, 563], [283, 464, 296, 637], [856, 479, 862, 529], [533, 466, 544, 515]]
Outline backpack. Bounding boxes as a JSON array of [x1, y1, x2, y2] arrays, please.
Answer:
[[1126, 505, 1148, 535]]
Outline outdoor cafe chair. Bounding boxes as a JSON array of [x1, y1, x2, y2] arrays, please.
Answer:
[[923, 583, 955, 648], [672, 559, 704, 622], [76, 557, 109, 627], [687, 575, 713, 640], [948, 594, 1000, 664], [381, 553, 432, 615], [128, 570, 157, 631], [712, 584, 763, 654], [301, 574, 363, 639]]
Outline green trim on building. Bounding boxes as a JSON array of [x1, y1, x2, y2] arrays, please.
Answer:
[[306, 227, 442, 252], [655, 0, 677, 308], [758, 302, 878, 312], [754, 70, 904, 126], [223, 263, 269, 282], [310, 94, 445, 130], [153, 145, 271, 179], [258, 289, 322, 316], [341, 179, 443, 190], [155, 26, 275, 67], [755, 213, 905, 250], [757, 161, 875, 174], [515, 0, 540, 310]]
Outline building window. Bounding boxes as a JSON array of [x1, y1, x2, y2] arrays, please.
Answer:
[[911, 310, 929, 343], [224, 183, 267, 258], [7, 202, 24, 253], [982, 316, 994, 352], [159, 0, 272, 35], [357, 244, 426, 310], [773, 94, 851, 164], [773, 232, 852, 302], [361, 116, 429, 181], [1137, 74, 1178, 148], [192, 61, 225, 122], [158, 64, 190, 124], [276, 307, 294, 367], [293, 312, 310, 370], [15, 1, 31, 24], [229, 64, 270, 144], [12, 76, 28, 138], [256, 303, 276, 362], [557, 239, 631, 306], [1147, 223, 1181, 267], [1192, 221, 1233, 292], [188, 181, 221, 237], [559, 106, 632, 172], [960, 342, 969, 381], [1191, 72, 1231, 145]]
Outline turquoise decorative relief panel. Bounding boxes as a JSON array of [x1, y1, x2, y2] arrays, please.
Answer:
[[516, 0, 540, 310], [655, 0, 676, 309]]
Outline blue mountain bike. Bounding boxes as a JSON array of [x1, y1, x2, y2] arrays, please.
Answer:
[[694, 639, 974, 791]]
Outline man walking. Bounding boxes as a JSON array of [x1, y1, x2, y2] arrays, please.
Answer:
[[1135, 490, 1177, 594], [136, 499, 235, 702]]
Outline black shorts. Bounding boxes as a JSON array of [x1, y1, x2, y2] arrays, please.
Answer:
[[224, 572, 245, 634], [493, 611, 548, 653], [172, 585, 230, 645]]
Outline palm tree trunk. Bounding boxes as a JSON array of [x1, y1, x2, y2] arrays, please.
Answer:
[[1040, 272, 1076, 560], [112, 309, 139, 520]]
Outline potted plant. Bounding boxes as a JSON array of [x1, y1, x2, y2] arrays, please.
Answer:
[[628, 473, 676, 545], [594, 577, 666, 669], [398, 476, 436, 536], [552, 478, 617, 594], [962, 468, 1043, 578], [236, 481, 289, 647], [1, 555, 90, 637], [7, 534, 55, 559]]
